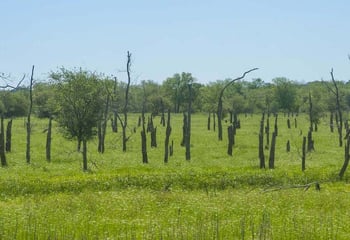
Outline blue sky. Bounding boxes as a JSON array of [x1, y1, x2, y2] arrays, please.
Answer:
[[1, 0, 350, 84]]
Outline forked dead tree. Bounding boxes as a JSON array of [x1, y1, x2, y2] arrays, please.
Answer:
[[217, 68, 258, 141], [324, 69, 343, 147]]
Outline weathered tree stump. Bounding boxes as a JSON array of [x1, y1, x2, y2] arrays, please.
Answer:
[[164, 110, 172, 163], [227, 125, 234, 156], [269, 132, 277, 169], [207, 112, 211, 131], [0, 115, 7, 166], [46, 117, 52, 162], [302, 136, 306, 171], [5, 119, 12, 152], [286, 140, 290, 152], [259, 114, 265, 169]]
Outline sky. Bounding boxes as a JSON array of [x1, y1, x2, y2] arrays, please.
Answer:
[[1, 0, 350, 85]]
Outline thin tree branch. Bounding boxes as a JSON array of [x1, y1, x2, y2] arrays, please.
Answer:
[[0, 74, 26, 89]]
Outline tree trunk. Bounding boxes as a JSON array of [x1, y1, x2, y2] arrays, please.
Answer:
[[26, 65, 34, 164], [308, 91, 313, 131], [122, 51, 132, 152], [0, 115, 7, 167], [307, 128, 314, 152], [5, 119, 12, 152], [207, 112, 211, 130], [265, 116, 270, 149], [170, 140, 174, 156], [259, 114, 265, 168], [274, 114, 278, 137], [330, 112, 334, 133], [141, 112, 148, 164], [82, 139, 88, 171], [98, 94, 109, 154], [160, 99, 165, 127], [46, 117, 52, 162], [286, 140, 290, 152], [339, 136, 350, 179], [287, 118, 291, 129], [185, 84, 192, 161], [150, 127, 157, 148], [181, 113, 187, 147], [227, 125, 234, 156], [302, 136, 306, 171], [77, 139, 82, 152], [216, 68, 258, 141], [111, 77, 118, 133], [269, 132, 277, 169], [217, 97, 223, 141], [330, 69, 342, 147], [164, 110, 171, 163], [213, 112, 216, 131]]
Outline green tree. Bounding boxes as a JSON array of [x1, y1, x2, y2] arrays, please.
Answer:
[[50, 68, 103, 171], [162, 72, 195, 113], [33, 82, 56, 118], [272, 77, 297, 112]]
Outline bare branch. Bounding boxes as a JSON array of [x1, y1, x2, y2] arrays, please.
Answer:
[[0, 74, 26, 89], [262, 181, 321, 193]]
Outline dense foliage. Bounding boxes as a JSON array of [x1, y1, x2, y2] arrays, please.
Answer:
[[1, 69, 350, 121]]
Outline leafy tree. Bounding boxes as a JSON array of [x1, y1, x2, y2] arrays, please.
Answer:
[[33, 82, 56, 118], [0, 89, 29, 117], [50, 68, 103, 171], [162, 72, 195, 113], [272, 77, 297, 112]]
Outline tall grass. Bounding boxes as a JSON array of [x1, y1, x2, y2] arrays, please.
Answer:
[[1, 113, 349, 239]]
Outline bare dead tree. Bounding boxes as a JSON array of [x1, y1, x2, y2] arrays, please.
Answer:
[[185, 83, 192, 161], [339, 135, 350, 179], [164, 110, 171, 163], [308, 91, 313, 131], [217, 68, 258, 141], [5, 119, 12, 152], [117, 51, 132, 152], [0, 115, 7, 166], [140, 110, 148, 164], [269, 131, 277, 169], [98, 90, 110, 153], [302, 136, 306, 171], [46, 117, 52, 162], [324, 69, 343, 147], [259, 113, 265, 168], [26, 65, 35, 164]]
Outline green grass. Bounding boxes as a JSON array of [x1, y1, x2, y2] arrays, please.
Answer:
[[1, 113, 350, 239]]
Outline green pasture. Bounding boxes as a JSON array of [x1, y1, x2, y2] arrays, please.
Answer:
[[1, 113, 350, 239]]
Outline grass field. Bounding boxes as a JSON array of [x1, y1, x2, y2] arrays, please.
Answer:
[[1, 113, 350, 239]]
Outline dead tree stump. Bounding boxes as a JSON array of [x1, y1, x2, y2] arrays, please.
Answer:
[[302, 136, 306, 171], [259, 114, 265, 169], [164, 110, 171, 163], [269, 132, 277, 169], [227, 125, 234, 156], [5, 119, 12, 152], [46, 117, 52, 162]]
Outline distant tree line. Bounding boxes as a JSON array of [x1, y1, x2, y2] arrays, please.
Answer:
[[1, 72, 350, 120]]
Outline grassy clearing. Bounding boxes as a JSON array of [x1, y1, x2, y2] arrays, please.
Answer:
[[1, 113, 350, 239]]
